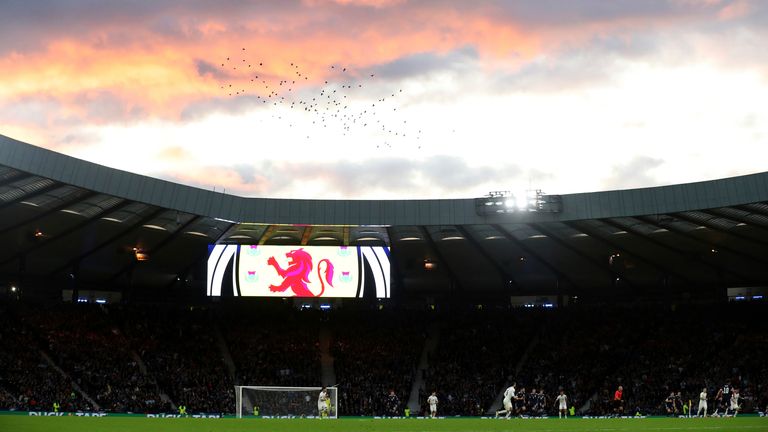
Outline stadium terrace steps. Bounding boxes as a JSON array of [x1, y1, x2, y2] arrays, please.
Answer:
[[408, 322, 440, 412], [128, 351, 173, 410], [39, 350, 100, 410], [319, 326, 336, 387], [487, 332, 541, 414], [214, 325, 237, 384]]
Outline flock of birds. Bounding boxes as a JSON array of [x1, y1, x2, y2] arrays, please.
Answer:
[[216, 48, 425, 150]]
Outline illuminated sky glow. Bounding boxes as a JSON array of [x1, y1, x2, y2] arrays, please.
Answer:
[[1, 0, 766, 199]]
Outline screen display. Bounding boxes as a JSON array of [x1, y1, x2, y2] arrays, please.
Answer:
[[207, 245, 391, 298]]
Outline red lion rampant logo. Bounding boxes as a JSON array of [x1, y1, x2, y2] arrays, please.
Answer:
[[266, 248, 334, 297]]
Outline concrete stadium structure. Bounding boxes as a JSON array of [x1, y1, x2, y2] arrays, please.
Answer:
[[1, 133, 768, 301]]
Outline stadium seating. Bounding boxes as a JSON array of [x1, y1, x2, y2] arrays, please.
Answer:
[[117, 305, 232, 414], [331, 310, 424, 416], [13, 303, 165, 413], [0, 299, 766, 416], [421, 309, 538, 416], [0, 303, 93, 412], [221, 307, 321, 389]]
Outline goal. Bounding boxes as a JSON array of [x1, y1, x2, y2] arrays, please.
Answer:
[[235, 385, 338, 418]]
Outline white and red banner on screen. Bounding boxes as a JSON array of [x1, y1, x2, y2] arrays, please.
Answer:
[[207, 245, 391, 298]]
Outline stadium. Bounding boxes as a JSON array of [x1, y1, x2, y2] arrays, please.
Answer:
[[1, 133, 767, 432], [2, 2, 768, 432]]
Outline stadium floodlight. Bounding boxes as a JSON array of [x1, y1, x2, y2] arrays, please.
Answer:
[[235, 385, 338, 419], [10, 286, 17, 292], [475, 190, 562, 216]]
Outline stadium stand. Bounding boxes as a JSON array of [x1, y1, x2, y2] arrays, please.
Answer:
[[221, 306, 321, 390], [331, 310, 424, 416], [0, 303, 93, 412], [1, 299, 766, 416], [14, 303, 164, 413], [116, 305, 231, 413], [421, 309, 538, 416]]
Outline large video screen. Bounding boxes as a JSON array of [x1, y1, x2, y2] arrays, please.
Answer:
[[207, 245, 391, 298]]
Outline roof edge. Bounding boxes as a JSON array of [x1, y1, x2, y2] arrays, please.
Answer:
[[2, 133, 767, 225]]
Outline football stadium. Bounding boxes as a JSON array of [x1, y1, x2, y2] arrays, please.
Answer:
[[2, 2, 768, 432], [1, 136, 767, 432]]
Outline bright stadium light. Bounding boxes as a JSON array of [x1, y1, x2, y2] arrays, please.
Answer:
[[514, 191, 528, 210], [475, 190, 562, 215]]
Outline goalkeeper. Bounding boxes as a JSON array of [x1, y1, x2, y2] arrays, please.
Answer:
[[318, 386, 330, 418]]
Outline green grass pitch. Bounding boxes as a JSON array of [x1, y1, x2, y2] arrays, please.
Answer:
[[1, 416, 767, 432]]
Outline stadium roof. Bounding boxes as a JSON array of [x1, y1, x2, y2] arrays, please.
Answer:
[[2, 133, 768, 299]]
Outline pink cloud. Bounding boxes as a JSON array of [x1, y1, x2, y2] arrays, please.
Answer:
[[718, 0, 752, 20], [0, 0, 763, 149], [303, 0, 407, 7]]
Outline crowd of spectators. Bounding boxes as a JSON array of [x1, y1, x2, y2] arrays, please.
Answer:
[[16, 303, 164, 413], [0, 303, 92, 412], [221, 307, 321, 389], [591, 305, 720, 415], [421, 308, 538, 416], [515, 303, 768, 417], [117, 305, 232, 414], [517, 306, 640, 416], [331, 310, 424, 416], [0, 299, 766, 417]]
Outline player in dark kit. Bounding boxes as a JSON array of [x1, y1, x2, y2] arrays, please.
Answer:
[[385, 389, 400, 417], [714, 381, 731, 416], [664, 392, 676, 415], [515, 387, 527, 416], [531, 388, 547, 416], [527, 388, 537, 415]]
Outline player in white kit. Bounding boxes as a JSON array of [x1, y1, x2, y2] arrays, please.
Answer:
[[555, 390, 568, 418], [318, 387, 330, 418], [727, 389, 740, 417], [495, 382, 516, 419], [697, 388, 707, 417], [427, 392, 438, 418]]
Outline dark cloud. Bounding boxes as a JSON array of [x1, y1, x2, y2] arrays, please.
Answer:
[[420, 155, 518, 190], [232, 164, 259, 184], [602, 156, 664, 190], [0, 91, 152, 154], [195, 59, 232, 80], [159, 154, 524, 198], [56, 131, 101, 149], [0, 1, 300, 53], [1, 91, 147, 129], [73, 90, 148, 124], [4, 0, 764, 56], [490, 0, 694, 26], [368, 46, 477, 80], [492, 33, 663, 93], [179, 95, 268, 121]]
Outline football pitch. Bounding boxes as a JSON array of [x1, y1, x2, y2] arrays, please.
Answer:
[[1, 416, 767, 432]]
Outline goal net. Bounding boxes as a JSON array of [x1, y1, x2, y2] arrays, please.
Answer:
[[235, 385, 338, 418]]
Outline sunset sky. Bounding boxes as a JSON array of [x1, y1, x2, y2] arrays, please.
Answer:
[[1, 0, 766, 199]]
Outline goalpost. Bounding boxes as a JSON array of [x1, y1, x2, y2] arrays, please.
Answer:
[[235, 385, 338, 418]]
